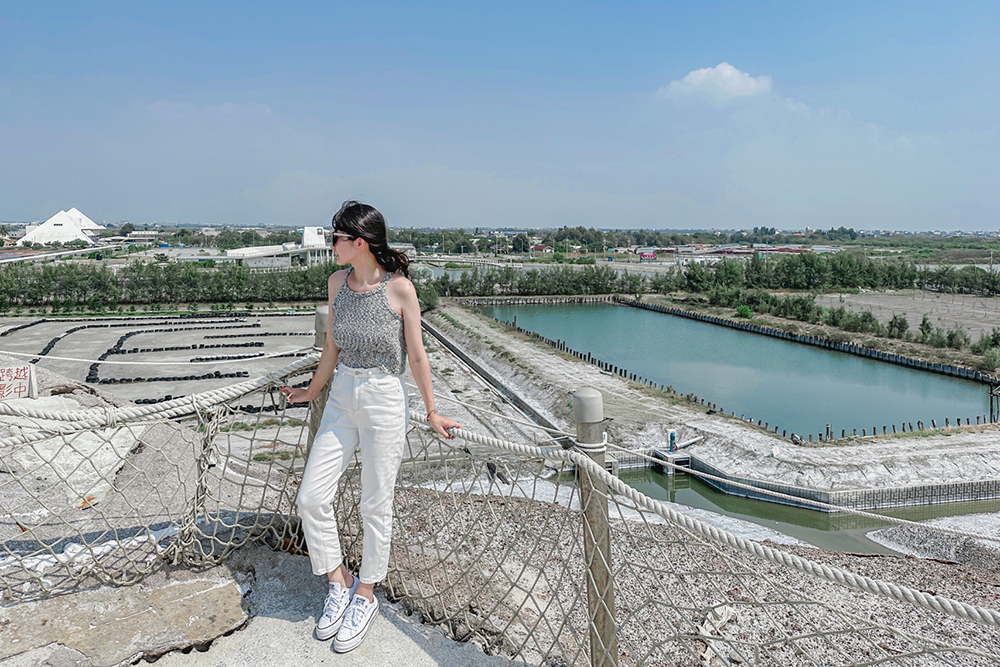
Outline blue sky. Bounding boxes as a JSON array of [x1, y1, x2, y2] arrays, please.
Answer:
[[2, 1, 998, 231]]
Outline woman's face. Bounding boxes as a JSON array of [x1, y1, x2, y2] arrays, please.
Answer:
[[332, 231, 362, 264]]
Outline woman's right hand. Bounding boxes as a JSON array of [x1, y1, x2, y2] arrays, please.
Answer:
[[281, 386, 311, 403], [428, 411, 461, 440]]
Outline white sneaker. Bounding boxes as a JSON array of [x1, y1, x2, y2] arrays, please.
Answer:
[[333, 593, 380, 653], [315, 576, 360, 641]]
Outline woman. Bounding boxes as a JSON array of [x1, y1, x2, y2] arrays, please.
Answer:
[[282, 201, 460, 653]]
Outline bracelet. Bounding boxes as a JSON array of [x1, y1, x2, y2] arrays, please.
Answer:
[[427, 409, 438, 419]]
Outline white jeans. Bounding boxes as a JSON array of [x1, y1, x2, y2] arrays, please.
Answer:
[[296, 365, 409, 583]]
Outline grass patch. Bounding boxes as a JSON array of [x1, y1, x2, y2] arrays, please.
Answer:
[[253, 450, 296, 462], [258, 417, 307, 428], [220, 421, 254, 432]]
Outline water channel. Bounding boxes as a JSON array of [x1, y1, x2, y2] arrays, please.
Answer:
[[481, 302, 994, 551], [482, 302, 989, 437], [621, 468, 1000, 553]]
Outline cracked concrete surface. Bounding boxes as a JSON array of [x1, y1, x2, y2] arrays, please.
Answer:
[[0, 565, 247, 667], [0, 544, 516, 667]]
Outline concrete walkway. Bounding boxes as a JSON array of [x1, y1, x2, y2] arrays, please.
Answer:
[[0, 544, 513, 667]]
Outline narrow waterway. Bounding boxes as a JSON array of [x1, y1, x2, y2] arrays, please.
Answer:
[[483, 302, 989, 437], [621, 468, 1000, 552]]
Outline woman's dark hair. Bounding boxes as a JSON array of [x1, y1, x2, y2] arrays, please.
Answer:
[[332, 200, 410, 277]]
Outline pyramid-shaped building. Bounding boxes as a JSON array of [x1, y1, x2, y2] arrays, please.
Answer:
[[17, 208, 105, 246]]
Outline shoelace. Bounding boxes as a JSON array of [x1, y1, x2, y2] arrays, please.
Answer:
[[323, 587, 348, 618], [340, 597, 369, 631]]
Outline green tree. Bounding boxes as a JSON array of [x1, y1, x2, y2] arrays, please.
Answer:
[[512, 234, 531, 253], [919, 314, 934, 341], [684, 262, 713, 292], [743, 252, 770, 288], [887, 313, 909, 339], [713, 259, 744, 288]]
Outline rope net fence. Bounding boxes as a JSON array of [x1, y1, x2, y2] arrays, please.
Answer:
[[2, 356, 1000, 666]]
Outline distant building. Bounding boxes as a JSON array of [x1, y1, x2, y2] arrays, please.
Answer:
[[674, 255, 723, 266], [225, 228, 333, 267], [17, 208, 105, 246], [708, 244, 753, 256], [127, 231, 160, 244], [676, 244, 710, 254], [389, 242, 415, 256], [757, 245, 808, 254], [301, 226, 327, 248], [244, 255, 292, 269]]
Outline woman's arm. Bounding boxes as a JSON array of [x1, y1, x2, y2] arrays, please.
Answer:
[[282, 272, 344, 403], [394, 278, 461, 439]]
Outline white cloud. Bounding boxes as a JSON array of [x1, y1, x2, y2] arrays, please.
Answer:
[[661, 62, 772, 105]]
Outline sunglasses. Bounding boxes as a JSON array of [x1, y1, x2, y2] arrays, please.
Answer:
[[332, 231, 355, 243]]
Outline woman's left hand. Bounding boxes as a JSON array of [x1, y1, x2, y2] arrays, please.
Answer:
[[428, 412, 461, 439]]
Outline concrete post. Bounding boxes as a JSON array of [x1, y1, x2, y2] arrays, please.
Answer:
[[573, 387, 617, 667], [307, 305, 331, 453], [313, 305, 329, 351]]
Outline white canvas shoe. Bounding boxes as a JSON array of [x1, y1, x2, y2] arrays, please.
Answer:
[[315, 576, 360, 641], [333, 593, 380, 653]]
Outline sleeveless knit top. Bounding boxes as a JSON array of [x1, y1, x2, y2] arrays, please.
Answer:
[[331, 269, 407, 375]]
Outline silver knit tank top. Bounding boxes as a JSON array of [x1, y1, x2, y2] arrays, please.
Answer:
[[331, 269, 407, 375]]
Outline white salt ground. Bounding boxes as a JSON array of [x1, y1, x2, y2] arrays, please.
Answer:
[[867, 511, 1000, 568], [0, 395, 139, 506]]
